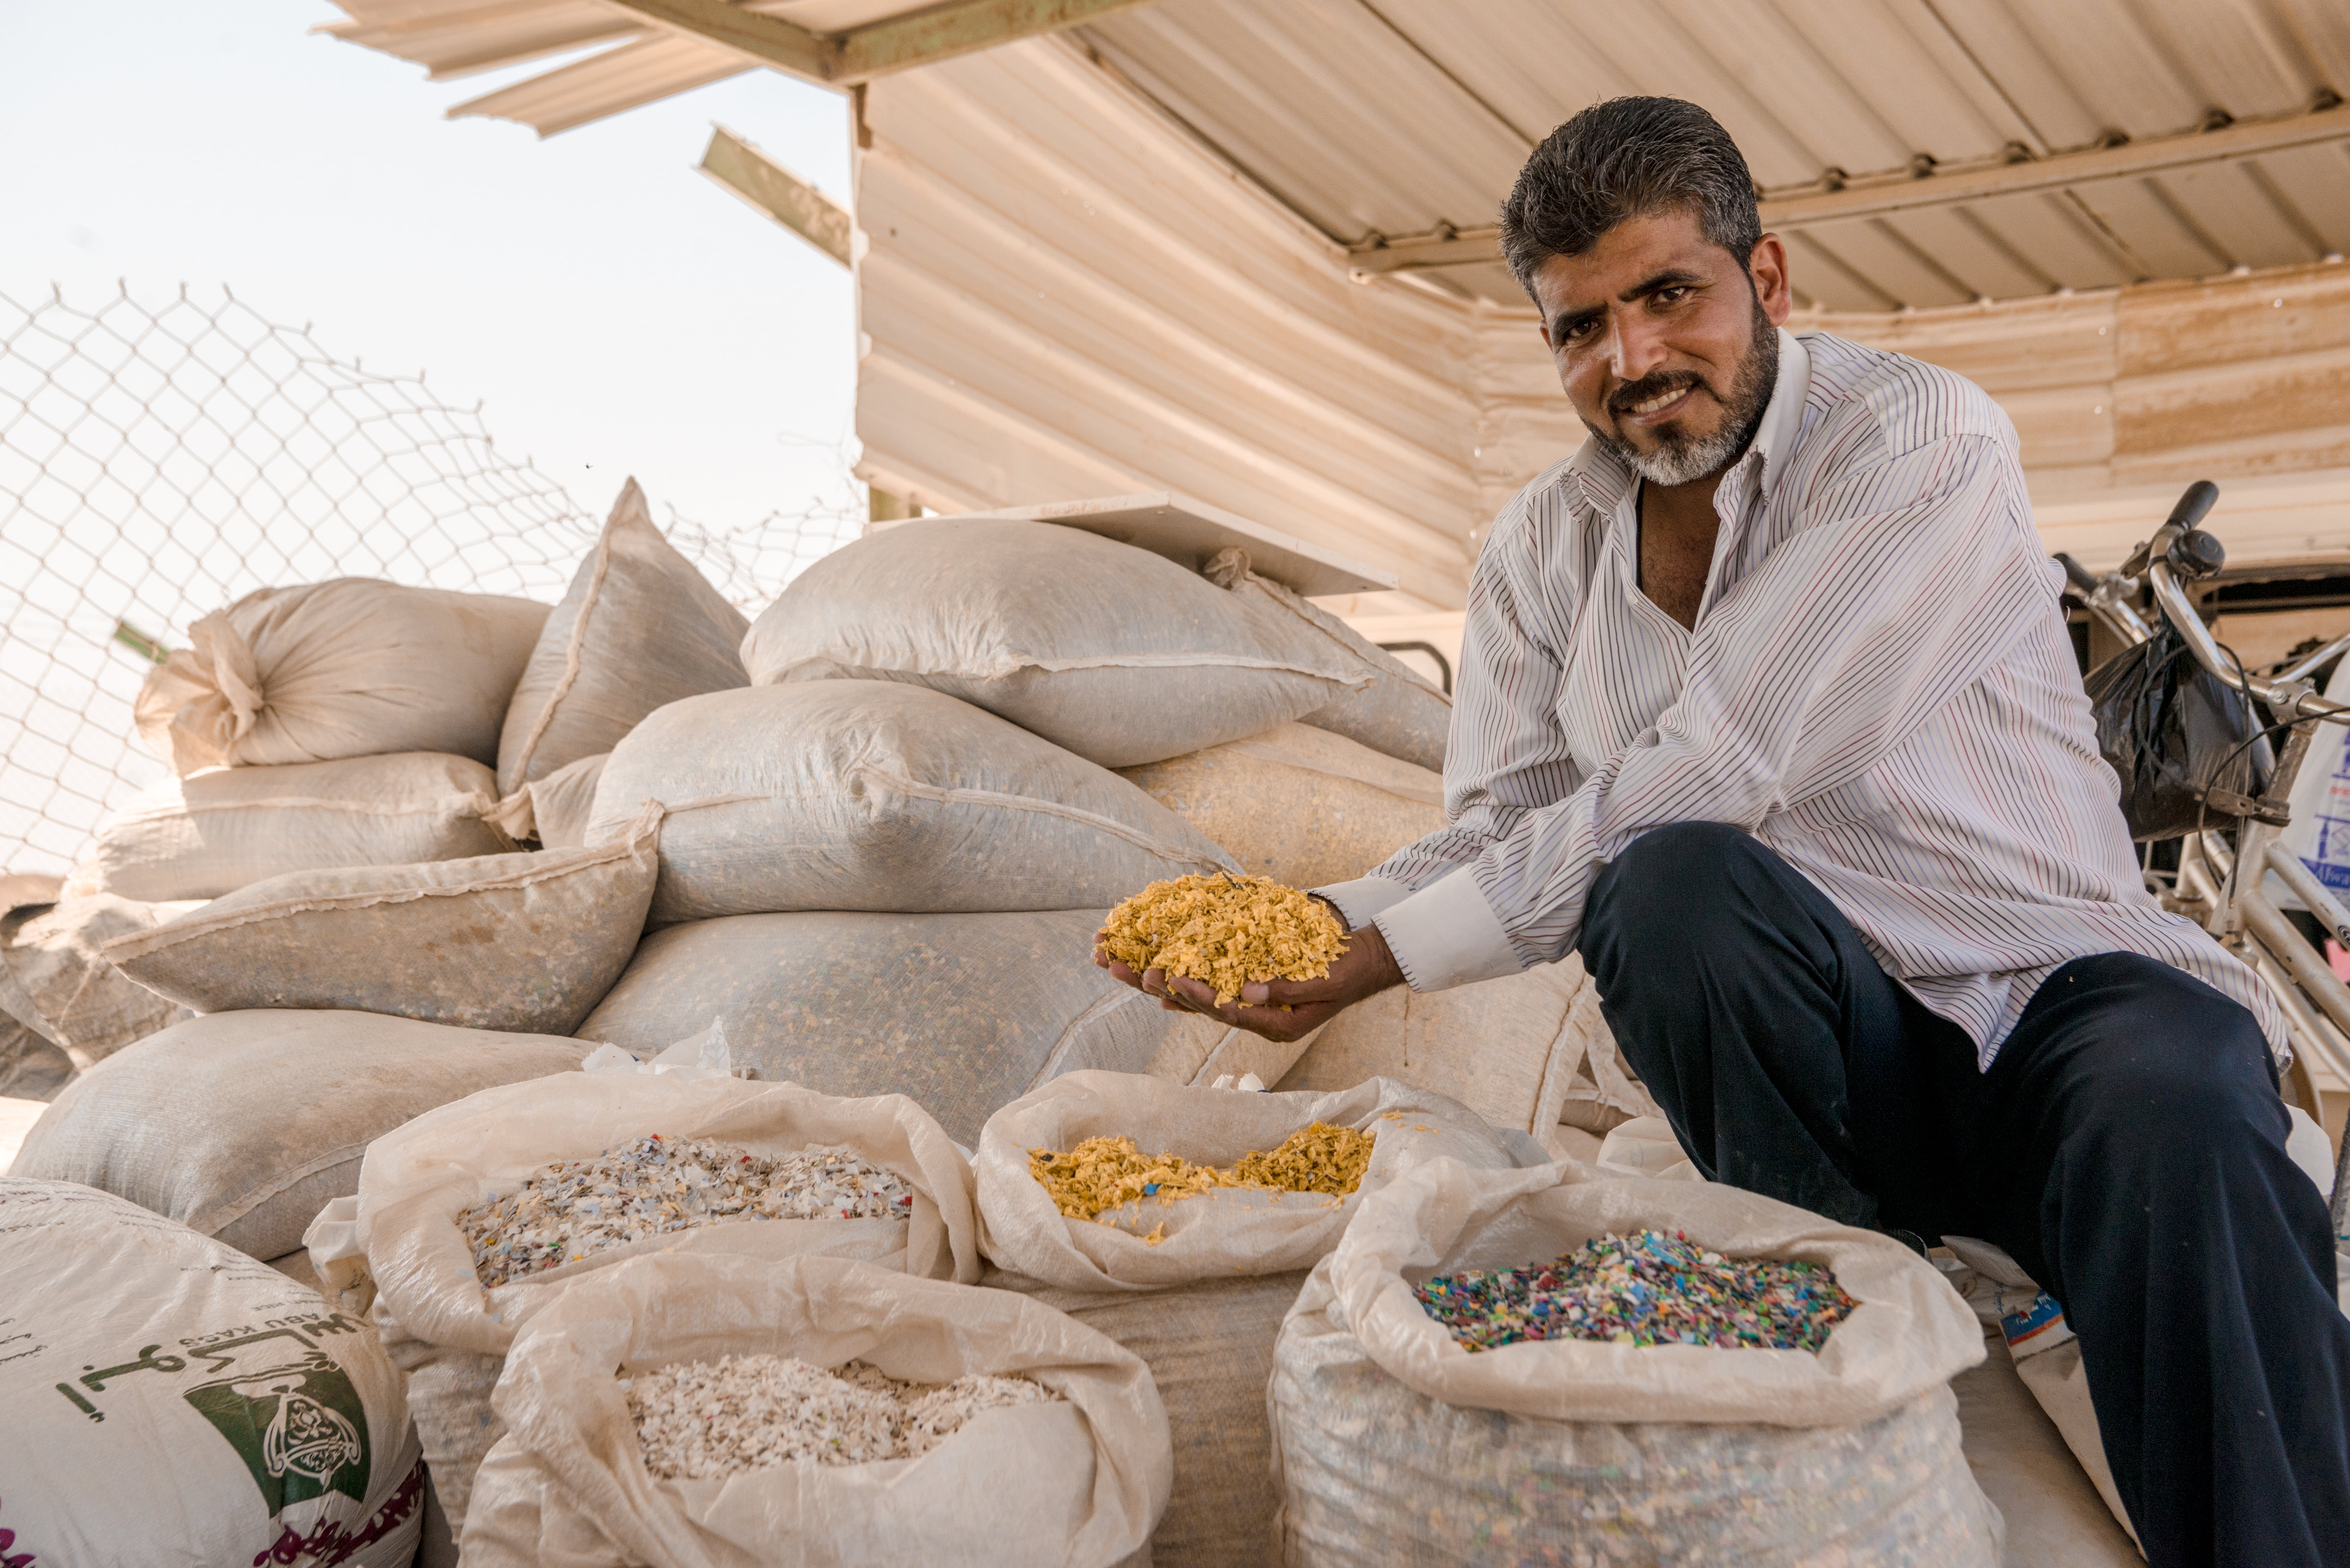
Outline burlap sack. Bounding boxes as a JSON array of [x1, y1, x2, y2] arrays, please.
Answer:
[[588, 681, 1235, 924], [341, 1072, 980, 1541], [463, 1253, 1169, 1568], [1117, 721, 1443, 890], [978, 1072, 1525, 1566], [8, 1009, 589, 1258], [0, 1179, 424, 1568], [496, 478, 748, 799], [62, 751, 511, 903], [135, 578, 548, 774], [101, 803, 661, 1034], [1270, 1157, 2000, 1566], [739, 518, 1373, 769], [575, 908, 1291, 1147]]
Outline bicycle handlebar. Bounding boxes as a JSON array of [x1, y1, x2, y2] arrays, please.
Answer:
[[2145, 557, 2350, 725]]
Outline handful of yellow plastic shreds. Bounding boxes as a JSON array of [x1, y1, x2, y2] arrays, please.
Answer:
[[1029, 1122, 1377, 1224], [1098, 872, 1347, 1007]]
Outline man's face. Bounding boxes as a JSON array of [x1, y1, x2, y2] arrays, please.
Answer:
[[1533, 208, 1792, 486]]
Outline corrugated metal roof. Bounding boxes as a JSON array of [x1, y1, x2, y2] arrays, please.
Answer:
[[1077, 0, 2350, 309], [320, 0, 2350, 307]]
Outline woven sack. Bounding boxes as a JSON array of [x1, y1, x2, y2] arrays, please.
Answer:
[[739, 518, 1375, 769], [495, 478, 748, 799], [101, 803, 662, 1033], [575, 908, 1296, 1148], [134, 577, 547, 774], [1204, 548, 1451, 771], [333, 1071, 980, 1543], [2, 891, 201, 1070], [8, 1009, 588, 1259], [1270, 1157, 2000, 1566], [977, 1072, 1525, 1566], [1273, 952, 1656, 1143], [0, 1179, 424, 1568], [587, 681, 1234, 924], [463, 1253, 1168, 1568], [502, 750, 607, 848], [63, 751, 510, 903], [1117, 721, 1442, 890]]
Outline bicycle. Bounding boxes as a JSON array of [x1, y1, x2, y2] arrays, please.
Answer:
[[2058, 480, 2350, 1232]]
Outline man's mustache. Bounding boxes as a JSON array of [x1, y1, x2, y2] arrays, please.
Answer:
[[1608, 370, 1712, 416]]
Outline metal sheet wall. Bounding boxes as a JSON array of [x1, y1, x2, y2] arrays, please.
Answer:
[[854, 38, 1485, 610]]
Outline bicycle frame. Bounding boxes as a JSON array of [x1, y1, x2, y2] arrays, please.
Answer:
[[2064, 508, 2350, 1228]]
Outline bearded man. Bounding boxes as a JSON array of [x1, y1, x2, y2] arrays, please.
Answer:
[[1097, 96, 2350, 1565]]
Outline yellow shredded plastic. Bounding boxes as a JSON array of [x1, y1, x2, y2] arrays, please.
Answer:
[[1028, 1122, 1376, 1224], [1099, 873, 1347, 1006]]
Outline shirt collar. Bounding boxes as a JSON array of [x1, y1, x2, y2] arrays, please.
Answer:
[[1563, 325, 1813, 514]]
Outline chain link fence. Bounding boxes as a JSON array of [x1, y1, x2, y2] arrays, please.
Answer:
[[0, 282, 860, 879]]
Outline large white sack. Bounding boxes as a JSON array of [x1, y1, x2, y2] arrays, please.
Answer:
[[1273, 952, 1657, 1143], [496, 749, 606, 848], [135, 577, 549, 774], [588, 682, 1236, 924], [9, 1009, 589, 1260], [62, 751, 511, 903], [577, 909, 1302, 1147], [977, 1072, 1525, 1293], [496, 478, 748, 799], [1270, 1157, 1999, 1566], [740, 518, 1376, 768], [979, 1072, 1525, 1565], [1117, 720, 1443, 889], [1204, 547, 1452, 771], [0, 1179, 424, 1568], [339, 1071, 981, 1542], [2, 891, 201, 1070], [465, 1253, 1168, 1568], [101, 803, 661, 1034]]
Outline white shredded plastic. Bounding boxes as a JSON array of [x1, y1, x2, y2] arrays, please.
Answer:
[[625, 1353, 1061, 1480], [460, 1135, 916, 1288]]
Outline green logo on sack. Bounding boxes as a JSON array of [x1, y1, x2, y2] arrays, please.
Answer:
[[183, 1351, 371, 1511]]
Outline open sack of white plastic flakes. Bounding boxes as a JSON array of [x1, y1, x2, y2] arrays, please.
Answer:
[[460, 1252, 1170, 1568], [310, 1067, 979, 1547]]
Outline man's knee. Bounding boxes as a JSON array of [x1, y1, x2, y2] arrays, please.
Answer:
[[2047, 956, 2279, 1147], [1585, 821, 1774, 951]]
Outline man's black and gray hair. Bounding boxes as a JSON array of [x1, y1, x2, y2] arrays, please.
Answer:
[[1499, 97, 1762, 302]]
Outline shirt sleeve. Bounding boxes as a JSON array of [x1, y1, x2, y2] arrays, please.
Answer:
[[1357, 433, 2050, 992]]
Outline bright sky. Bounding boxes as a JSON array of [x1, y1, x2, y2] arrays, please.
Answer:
[[0, 0, 860, 533]]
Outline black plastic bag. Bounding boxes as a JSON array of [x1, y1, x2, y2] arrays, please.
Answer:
[[2084, 623, 2271, 841]]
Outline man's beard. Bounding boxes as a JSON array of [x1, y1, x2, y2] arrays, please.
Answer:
[[1592, 299, 1779, 487]]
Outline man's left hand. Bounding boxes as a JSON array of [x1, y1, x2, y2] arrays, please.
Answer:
[[1091, 919, 1405, 1043]]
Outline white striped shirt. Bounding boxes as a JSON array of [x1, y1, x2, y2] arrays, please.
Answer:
[[1319, 328, 2285, 1069]]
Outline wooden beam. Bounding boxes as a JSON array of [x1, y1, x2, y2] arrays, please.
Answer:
[[698, 125, 853, 267], [1349, 103, 2350, 273], [597, 0, 833, 79], [835, 0, 1157, 83], [600, 0, 1153, 88]]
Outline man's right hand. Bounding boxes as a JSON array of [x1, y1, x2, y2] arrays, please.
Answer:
[[1091, 919, 1405, 1044]]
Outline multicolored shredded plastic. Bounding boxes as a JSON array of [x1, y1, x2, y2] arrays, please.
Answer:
[[1413, 1229, 1856, 1353]]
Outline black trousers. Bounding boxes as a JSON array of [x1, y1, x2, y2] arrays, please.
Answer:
[[1575, 821, 2350, 1568]]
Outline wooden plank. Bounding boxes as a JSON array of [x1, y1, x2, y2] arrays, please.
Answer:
[[836, 0, 1159, 84], [698, 125, 853, 267], [597, 0, 833, 78], [600, 0, 1155, 88]]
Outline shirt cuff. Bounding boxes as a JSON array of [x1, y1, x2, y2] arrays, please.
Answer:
[[1310, 876, 1415, 932], [1372, 868, 1524, 992]]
